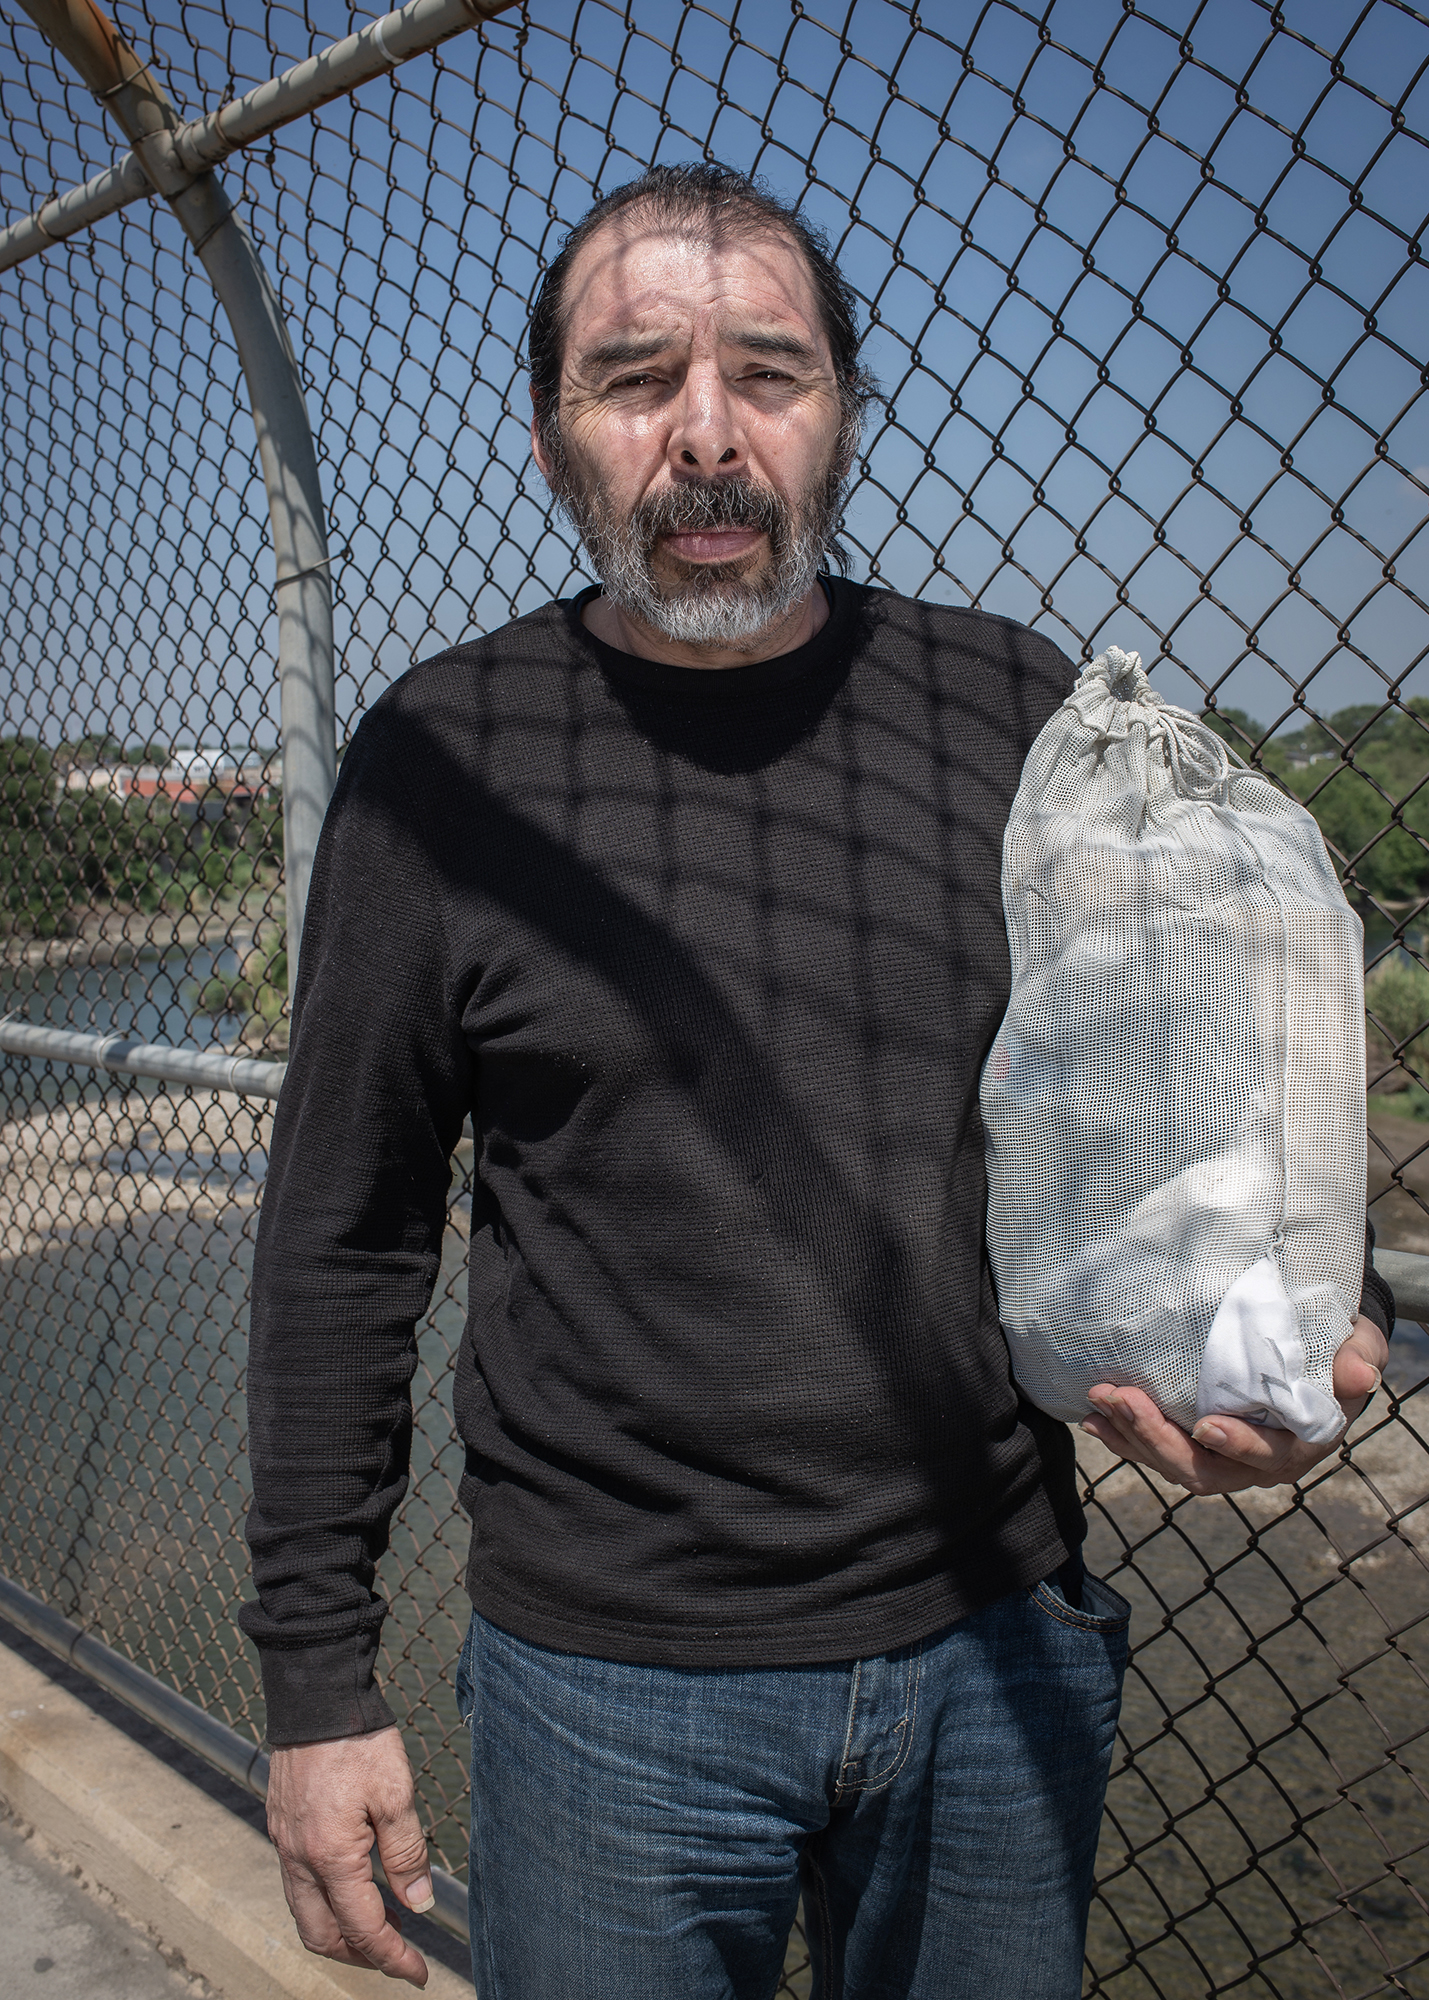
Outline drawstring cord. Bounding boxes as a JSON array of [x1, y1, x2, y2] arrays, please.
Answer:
[[1159, 707, 1233, 798], [1072, 646, 1244, 803]]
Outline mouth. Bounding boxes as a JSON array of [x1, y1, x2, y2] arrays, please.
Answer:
[[658, 526, 766, 565]]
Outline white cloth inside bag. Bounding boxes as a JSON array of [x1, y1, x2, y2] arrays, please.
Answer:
[[980, 647, 1366, 1445]]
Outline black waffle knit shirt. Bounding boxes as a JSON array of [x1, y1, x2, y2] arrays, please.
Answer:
[[241, 578, 1393, 1746]]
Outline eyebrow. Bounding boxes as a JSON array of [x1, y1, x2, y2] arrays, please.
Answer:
[[733, 331, 821, 366], [576, 328, 823, 376], [578, 334, 670, 375]]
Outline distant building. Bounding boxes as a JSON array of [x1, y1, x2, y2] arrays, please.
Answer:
[[60, 747, 277, 813]]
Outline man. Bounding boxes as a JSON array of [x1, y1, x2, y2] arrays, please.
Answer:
[[244, 163, 1392, 1998]]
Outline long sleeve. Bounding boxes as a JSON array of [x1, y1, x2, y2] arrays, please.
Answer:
[[240, 703, 473, 1746], [1360, 1219, 1395, 1341], [240, 587, 1093, 1698]]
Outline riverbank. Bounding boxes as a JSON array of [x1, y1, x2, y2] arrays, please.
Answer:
[[0, 900, 287, 1058], [1, 898, 281, 973]]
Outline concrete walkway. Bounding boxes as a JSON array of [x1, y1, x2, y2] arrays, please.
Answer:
[[0, 1808, 214, 2000], [0, 1624, 473, 2000]]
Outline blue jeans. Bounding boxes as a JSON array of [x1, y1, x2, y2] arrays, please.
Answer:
[[455, 1567, 1129, 2000]]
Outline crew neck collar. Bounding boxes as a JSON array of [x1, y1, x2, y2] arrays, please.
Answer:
[[565, 576, 861, 699]]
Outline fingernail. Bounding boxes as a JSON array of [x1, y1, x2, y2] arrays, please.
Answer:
[[1192, 1421, 1225, 1449], [405, 1878, 435, 1913], [1369, 1368, 1383, 1395]]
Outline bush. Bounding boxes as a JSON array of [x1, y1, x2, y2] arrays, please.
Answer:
[[1366, 957, 1429, 1050], [190, 933, 290, 1051], [0, 735, 283, 937], [1268, 700, 1429, 908]]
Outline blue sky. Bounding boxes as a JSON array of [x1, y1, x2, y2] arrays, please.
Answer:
[[1, 0, 1426, 752]]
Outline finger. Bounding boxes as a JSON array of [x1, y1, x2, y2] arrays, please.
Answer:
[[324, 1867, 428, 1987], [372, 1792, 435, 1919], [1081, 1408, 1173, 1476], [1085, 1386, 1256, 1495], [1187, 1412, 1301, 1473], [1092, 1385, 1338, 1493], [276, 1855, 383, 1971], [280, 1844, 427, 1986], [1083, 1408, 1233, 1494], [1333, 1313, 1387, 1412], [1088, 1386, 1200, 1467], [1341, 1316, 1388, 1376]]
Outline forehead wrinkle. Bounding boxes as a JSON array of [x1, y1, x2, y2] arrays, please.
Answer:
[[561, 212, 825, 355]]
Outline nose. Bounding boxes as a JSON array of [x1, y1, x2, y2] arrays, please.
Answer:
[[666, 361, 746, 476]]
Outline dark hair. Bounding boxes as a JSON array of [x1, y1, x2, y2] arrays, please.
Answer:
[[527, 162, 878, 471]]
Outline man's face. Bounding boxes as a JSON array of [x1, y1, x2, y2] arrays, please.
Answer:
[[533, 213, 849, 647]]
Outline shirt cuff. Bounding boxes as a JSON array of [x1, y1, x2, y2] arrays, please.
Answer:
[[1360, 1265, 1394, 1342], [256, 1627, 398, 1747], [1359, 1218, 1394, 1341]]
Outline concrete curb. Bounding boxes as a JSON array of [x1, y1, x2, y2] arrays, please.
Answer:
[[0, 1635, 473, 2000]]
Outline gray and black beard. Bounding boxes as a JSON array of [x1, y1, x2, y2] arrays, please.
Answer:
[[558, 464, 845, 648]]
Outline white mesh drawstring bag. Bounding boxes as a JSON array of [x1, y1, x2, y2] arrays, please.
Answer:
[[981, 646, 1366, 1445]]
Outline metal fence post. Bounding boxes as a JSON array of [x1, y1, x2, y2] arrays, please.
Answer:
[[198, 225, 335, 993], [16, 0, 335, 988]]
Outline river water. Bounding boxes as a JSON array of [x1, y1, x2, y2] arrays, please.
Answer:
[[0, 943, 248, 1049]]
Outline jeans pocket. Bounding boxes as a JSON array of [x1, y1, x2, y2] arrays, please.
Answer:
[[454, 1611, 478, 1728], [1030, 1569, 1131, 1635]]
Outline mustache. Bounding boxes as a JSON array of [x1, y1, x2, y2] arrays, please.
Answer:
[[554, 453, 846, 647], [628, 477, 789, 549]]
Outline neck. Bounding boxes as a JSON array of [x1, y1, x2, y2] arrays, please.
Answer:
[[581, 580, 829, 668]]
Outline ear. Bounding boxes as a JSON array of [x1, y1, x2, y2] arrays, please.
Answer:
[[529, 392, 555, 485], [833, 403, 864, 484]]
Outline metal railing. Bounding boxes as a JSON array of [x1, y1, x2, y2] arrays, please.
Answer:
[[0, 1017, 287, 1098], [3, 4, 1429, 1995]]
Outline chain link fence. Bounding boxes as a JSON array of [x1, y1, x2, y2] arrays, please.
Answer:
[[2, 1, 1428, 1992]]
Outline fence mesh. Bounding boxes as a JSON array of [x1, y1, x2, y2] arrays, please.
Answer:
[[3, 2, 1429, 1993]]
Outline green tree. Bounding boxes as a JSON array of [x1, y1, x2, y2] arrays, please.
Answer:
[[1201, 706, 1264, 756], [1208, 700, 1429, 909], [0, 735, 283, 937], [191, 930, 290, 1050]]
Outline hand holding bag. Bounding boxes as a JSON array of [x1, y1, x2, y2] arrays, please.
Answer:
[[981, 646, 1366, 1444]]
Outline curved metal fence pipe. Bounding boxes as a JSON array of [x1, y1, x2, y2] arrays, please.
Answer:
[[192, 211, 334, 991], [13, 0, 337, 983], [5, 0, 517, 980], [0, 0, 521, 276]]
